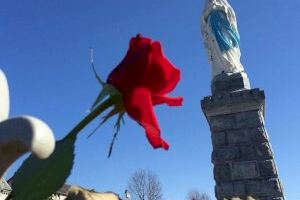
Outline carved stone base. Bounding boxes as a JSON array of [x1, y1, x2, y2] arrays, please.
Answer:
[[211, 72, 250, 95], [202, 73, 284, 200]]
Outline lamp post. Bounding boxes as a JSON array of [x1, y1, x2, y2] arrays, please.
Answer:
[[124, 190, 131, 200]]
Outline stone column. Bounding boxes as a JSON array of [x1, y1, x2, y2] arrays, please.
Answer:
[[201, 72, 285, 200]]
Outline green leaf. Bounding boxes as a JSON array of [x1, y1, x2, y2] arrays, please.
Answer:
[[10, 93, 122, 200], [11, 135, 76, 200]]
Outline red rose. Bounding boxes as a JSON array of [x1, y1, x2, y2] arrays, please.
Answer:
[[107, 34, 183, 150]]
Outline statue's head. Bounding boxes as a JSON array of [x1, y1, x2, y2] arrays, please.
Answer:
[[204, 0, 230, 7], [203, 0, 233, 14], [0, 69, 9, 122]]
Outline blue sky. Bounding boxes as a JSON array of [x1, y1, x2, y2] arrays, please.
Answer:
[[1, 0, 299, 199]]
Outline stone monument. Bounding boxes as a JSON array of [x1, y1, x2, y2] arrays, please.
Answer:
[[200, 0, 285, 199]]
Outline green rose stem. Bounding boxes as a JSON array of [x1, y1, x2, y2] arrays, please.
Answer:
[[9, 96, 120, 200], [66, 95, 118, 140]]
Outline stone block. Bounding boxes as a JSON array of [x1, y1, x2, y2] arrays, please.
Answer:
[[227, 129, 253, 145], [212, 147, 240, 164], [259, 160, 278, 178], [246, 179, 283, 197], [256, 143, 274, 159], [209, 114, 235, 132], [212, 131, 226, 146], [234, 111, 264, 130], [230, 161, 259, 180], [216, 183, 234, 199], [216, 181, 246, 199], [208, 111, 263, 132], [240, 143, 273, 161], [201, 88, 265, 118], [251, 126, 268, 142], [214, 164, 231, 182], [211, 72, 250, 95], [213, 143, 274, 164], [233, 181, 246, 196], [226, 127, 269, 146]]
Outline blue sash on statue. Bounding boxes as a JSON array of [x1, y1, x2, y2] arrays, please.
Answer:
[[209, 9, 240, 52]]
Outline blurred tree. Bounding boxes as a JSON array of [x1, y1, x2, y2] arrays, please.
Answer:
[[186, 189, 211, 200], [127, 169, 163, 200]]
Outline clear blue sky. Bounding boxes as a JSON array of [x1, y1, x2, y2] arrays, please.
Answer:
[[1, 0, 299, 199]]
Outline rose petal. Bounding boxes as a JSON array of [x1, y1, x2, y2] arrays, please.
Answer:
[[107, 36, 152, 93], [124, 87, 169, 150], [152, 95, 183, 106], [108, 37, 181, 97], [143, 41, 181, 95]]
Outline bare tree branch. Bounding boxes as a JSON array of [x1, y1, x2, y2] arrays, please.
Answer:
[[128, 170, 163, 200]]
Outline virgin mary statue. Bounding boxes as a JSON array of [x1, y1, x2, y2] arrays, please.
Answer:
[[201, 0, 244, 77]]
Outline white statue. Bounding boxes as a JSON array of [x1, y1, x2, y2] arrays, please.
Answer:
[[201, 0, 244, 77]]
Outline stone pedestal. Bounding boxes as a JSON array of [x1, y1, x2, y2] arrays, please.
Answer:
[[201, 72, 284, 200]]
